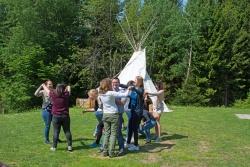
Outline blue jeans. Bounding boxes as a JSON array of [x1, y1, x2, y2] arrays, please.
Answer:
[[94, 111, 103, 135], [143, 119, 156, 141], [42, 109, 52, 142], [117, 113, 124, 150]]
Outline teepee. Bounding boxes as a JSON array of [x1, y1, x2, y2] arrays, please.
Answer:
[[117, 16, 171, 112]]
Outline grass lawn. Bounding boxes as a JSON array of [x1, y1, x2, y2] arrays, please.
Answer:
[[0, 106, 249, 167]]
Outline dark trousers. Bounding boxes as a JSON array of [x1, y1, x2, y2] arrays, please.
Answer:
[[127, 111, 141, 146], [52, 115, 72, 148], [96, 121, 104, 144]]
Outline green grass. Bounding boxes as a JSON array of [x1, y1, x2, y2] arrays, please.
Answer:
[[0, 106, 250, 167]]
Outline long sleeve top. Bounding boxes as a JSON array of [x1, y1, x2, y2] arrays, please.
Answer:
[[99, 90, 129, 114]]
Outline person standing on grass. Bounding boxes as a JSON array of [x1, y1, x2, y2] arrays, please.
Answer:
[[126, 76, 144, 151], [84, 89, 104, 149], [112, 77, 126, 156], [42, 83, 73, 152], [145, 81, 164, 142], [34, 80, 54, 144], [98, 78, 131, 158]]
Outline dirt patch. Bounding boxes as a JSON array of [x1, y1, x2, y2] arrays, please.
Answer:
[[199, 141, 210, 153], [141, 153, 162, 164]]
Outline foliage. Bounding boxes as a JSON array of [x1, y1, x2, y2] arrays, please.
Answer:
[[0, 0, 249, 112]]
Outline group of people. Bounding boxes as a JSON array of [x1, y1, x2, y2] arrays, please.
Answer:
[[34, 76, 165, 158]]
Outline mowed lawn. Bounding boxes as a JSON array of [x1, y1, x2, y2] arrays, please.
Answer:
[[0, 106, 249, 167]]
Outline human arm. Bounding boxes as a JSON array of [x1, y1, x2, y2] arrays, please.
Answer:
[[146, 90, 164, 96], [34, 84, 43, 97], [41, 83, 50, 94], [66, 85, 71, 95]]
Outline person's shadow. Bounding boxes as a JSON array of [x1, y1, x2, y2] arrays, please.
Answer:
[[135, 133, 188, 153]]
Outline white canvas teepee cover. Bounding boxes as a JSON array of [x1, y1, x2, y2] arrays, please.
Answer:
[[118, 49, 171, 112]]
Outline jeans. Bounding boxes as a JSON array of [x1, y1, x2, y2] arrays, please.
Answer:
[[52, 115, 72, 148], [143, 119, 156, 141], [94, 111, 103, 135], [117, 113, 124, 150], [42, 109, 52, 142], [102, 113, 119, 155]]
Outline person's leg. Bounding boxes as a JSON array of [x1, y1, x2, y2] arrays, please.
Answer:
[[95, 121, 104, 144], [52, 116, 62, 149], [133, 114, 141, 146], [102, 114, 111, 156], [62, 116, 72, 149], [42, 109, 52, 143], [126, 115, 133, 144], [144, 119, 156, 142], [117, 114, 124, 150], [109, 113, 119, 157]]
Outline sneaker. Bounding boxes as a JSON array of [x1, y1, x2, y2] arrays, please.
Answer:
[[102, 151, 108, 157], [145, 139, 151, 144], [117, 148, 125, 156], [155, 137, 161, 143], [89, 142, 100, 148], [68, 146, 73, 152], [124, 143, 134, 149], [128, 145, 139, 151], [50, 147, 56, 151], [45, 140, 51, 144]]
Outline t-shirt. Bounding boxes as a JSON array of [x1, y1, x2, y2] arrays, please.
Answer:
[[49, 91, 70, 116]]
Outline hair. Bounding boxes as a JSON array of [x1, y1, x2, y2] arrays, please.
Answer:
[[155, 81, 164, 90], [45, 80, 52, 86], [99, 78, 112, 94], [85, 89, 98, 109], [112, 77, 120, 83], [136, 76, 144, 88], [127, 80, 135, 86], [55, 84, 66, 97]]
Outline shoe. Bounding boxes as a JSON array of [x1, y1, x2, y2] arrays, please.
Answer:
[[68, 146, 73, 152], [117, 148, 125, 156], [128, 145, 139, 151], [50, 147, 56, 151], [124, 143, 134, 149], [155, 137, 161, 143], [102, 151, 108, 157], [89, 142, 100, 148], [145, 139, 151, 144], [45, 140, 51, 144]]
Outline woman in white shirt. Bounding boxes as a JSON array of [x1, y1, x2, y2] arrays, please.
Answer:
[[98, 78, 131, 157]]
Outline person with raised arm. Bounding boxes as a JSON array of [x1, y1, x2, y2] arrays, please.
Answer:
[[145, 81, 164, 142], [98, 78, 131, 158], [34, 80, 53, 144], [42, 83, 73, 152]]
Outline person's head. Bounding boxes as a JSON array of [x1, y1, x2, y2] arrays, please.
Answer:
[[127, 80, 135, 87], [99, 78, 112, 94], [55, 84, 66, 97], [112, 77, 120, 90], [135, 76, 144, 88], [45, 80, 53, 90], [155, 81, 164, 91], [88, 89, 98, 100]]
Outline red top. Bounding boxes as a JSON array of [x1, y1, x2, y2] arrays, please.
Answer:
[[49, 91, 70, 116]]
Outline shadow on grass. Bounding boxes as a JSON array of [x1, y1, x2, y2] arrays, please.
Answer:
[[58, 137, 93, 143], [161, 133, 188, 141]]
